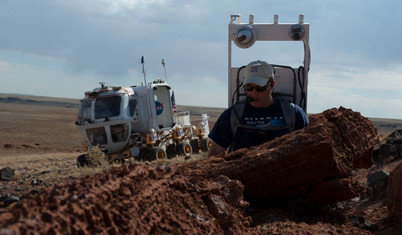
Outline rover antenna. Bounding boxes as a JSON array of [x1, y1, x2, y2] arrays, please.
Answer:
[[161, 59, 168, 81], [141, 56, 147, 85]]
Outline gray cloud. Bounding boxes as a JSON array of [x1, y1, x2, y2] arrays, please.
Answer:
[[1, 0, 402, 118]]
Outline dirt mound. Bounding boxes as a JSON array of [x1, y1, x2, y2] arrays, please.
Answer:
[[0, 107, 388, 234], [1, 164, 250, 234]]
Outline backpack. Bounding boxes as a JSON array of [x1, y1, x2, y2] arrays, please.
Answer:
[[228, 96, 296, 151]]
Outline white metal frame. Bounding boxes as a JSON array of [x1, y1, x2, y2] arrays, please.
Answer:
[[228, 14, 310, 112]]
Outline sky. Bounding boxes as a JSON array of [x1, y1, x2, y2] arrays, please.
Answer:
[[1, 0, 402, 119]]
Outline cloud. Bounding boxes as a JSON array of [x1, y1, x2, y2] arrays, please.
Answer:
[[310, 64, 402, 92], [308, 86, 402, 119], [308, 64, 402, 118], [1, 0, 402, 119], [310, 1, 402, 67]]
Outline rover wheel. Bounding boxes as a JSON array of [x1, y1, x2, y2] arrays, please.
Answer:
[[190, 139, 199, 154], [150, 147, 167, 161], [77, 154, 89, 168], [200, 137, 212, 152], [177, 142, 192, 157], [137, 148, 149, 161], [166, 144, 176, 159]]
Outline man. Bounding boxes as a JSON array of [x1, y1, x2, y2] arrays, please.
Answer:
[[208, 60, 308, 156]]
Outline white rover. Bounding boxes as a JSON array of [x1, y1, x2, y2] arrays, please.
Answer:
[[75, 58, 211, 164]]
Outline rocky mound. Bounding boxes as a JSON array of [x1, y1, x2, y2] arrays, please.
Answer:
[[0, 107, 385, 234], [378, 129, 402, 163]]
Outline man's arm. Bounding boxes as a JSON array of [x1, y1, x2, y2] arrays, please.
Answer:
[[208, 141, 226, 157], [294, 105, 309, 130]]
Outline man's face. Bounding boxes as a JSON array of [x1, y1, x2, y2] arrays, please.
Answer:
[[244, 82, 273, 107]]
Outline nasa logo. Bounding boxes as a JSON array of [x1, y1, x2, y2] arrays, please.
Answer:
[[155, 101, 163, 115]]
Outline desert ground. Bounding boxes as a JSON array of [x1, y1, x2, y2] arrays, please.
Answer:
[[1, 93, 402, 234]]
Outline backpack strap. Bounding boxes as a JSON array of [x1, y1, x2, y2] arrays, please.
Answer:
[[229, 101, 246, 152], [278, 97, 296, 132]]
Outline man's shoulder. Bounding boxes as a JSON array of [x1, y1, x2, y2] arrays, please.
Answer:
[[274, 96, 304, 113], [292, 103, 307, 116], [215, 106, 235, 123]]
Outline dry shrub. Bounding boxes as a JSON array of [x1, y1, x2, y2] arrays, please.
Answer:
[[80, 146, 108, 169], [77, 165, 99, 176], [149, 153, 208, 167]]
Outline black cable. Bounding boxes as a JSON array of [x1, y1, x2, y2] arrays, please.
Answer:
[[270, 64, 297, 104], [233, 65, 246, 105], [231, 65, 247, 121], [297, 66, 306, 110]]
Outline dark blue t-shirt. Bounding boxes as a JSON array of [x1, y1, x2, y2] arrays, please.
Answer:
[[208, 98, 308, 151]]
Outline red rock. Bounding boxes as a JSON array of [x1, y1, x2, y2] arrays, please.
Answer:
[[182, 107, 377, 207]]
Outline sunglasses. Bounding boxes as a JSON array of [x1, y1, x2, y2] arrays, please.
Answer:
[[243, 84, 268, 92]]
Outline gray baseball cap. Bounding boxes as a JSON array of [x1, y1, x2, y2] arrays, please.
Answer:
[[243, 60, 274, 86]]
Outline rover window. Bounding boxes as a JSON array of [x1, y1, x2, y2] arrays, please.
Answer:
[[77, 100, 91, 123], [129, 99, 137, 116], [86, 127, 107, 145], [95, 96, 121, 119], [111, 124, 129, 142]]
